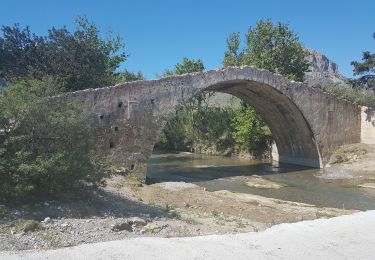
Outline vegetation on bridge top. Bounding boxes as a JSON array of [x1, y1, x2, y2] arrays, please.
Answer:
[[323, 85, 375, 108]]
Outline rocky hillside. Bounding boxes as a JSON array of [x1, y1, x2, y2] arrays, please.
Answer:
[[304, 48, 349, 88]]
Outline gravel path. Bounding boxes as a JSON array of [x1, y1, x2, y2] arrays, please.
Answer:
[[2, 210, 375, 260]]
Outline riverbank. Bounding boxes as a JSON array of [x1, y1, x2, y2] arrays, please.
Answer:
[[325, 143, 375, 180], [0, 174, 355, 251], [2, 210, 375, 259], [1, 144, 374, 251]]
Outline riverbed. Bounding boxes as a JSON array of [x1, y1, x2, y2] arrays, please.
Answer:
[[1, 149, 373, 251], [147, 152, 375, 210]]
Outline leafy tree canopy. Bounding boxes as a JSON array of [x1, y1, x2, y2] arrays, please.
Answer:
[[164, 57, 204, 76], [351, 33, 375, 75], [119, 69, 144, 83], [350, 33, 375, 91], [231, 102, 268, 150], [0, 17, 127, 92], [223, 19, 309, 81]]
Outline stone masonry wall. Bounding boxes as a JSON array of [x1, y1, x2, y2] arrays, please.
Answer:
[[55, 67, 363, 180]]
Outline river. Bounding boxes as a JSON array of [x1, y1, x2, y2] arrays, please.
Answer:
[[147, 152, 375, 210]]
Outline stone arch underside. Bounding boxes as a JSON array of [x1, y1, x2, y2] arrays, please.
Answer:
[[204, 80, 321, 167]]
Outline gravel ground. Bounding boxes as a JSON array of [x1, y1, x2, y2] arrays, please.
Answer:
[[2, 210, 375, 260], [0, 175, 355, 251]]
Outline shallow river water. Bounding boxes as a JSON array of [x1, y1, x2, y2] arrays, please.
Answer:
[[147, 152, 375, 210]]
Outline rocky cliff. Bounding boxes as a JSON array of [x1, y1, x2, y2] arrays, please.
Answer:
[[304, 48, 349, 87]]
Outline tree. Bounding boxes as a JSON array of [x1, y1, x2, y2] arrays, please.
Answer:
[[223, 19, 309, 81], [351, 33, 375, 75], [350, 33, 375, 90], [119, 69, 144, 82], [0, 17, 126, 92], [0, 25, 38, 81], [231, 102, 269, 151], [223, 32, 242, 67], [0, 17, 127, 203], [164, 57, 204, 76], [0, 79, 109, 202], [221, 19, 310, 153]]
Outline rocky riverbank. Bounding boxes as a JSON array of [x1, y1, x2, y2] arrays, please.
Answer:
[[324, 143, 375, 181], [1, 143, 373, 251], [0, 174, 354, 251]]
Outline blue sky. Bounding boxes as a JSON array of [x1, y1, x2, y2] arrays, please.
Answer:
[[1, 0, 374, 79]]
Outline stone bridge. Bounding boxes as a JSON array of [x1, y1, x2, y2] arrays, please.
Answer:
[[57, 67, 374, 180]]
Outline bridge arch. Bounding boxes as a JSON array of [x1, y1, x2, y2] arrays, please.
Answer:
[[151, 73, 322, 169], [56, 66, 362, 180]]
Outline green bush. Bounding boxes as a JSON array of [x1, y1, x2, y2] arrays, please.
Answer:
[[323, 85, 375, 107], [0, 79, 109, 203], [231, 103, 270, 152], [155, 107, 193, 151], [155, 100, 272, 156], [155, 106, 236, 154]]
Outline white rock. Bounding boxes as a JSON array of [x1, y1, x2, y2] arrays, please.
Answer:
[[42, 217, 51, 224], [127, 217, 147, 227], [155, 182, 198, 191]]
